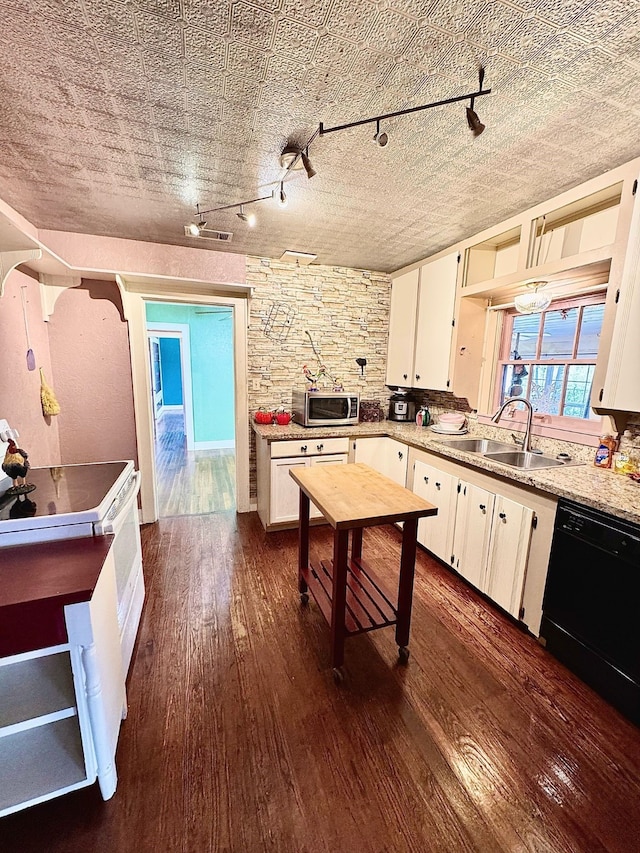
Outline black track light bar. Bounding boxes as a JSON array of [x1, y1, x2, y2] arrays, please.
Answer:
[[196, 193, 274, 218], [319, 71, 490, 136]]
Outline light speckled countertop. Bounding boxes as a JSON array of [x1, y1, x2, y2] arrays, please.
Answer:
[[253, 420, 640, 525]]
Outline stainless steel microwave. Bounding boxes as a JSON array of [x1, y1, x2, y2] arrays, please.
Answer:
[[292, 390, 359, 427]]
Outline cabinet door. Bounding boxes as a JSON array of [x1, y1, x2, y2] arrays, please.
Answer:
[[270, 458, 309, 524], [413, 461, 457, 564], [384, 438, 408, 486], [452, 481, 495, 590], [354, 437, 407, 486], [413, 252, 459, 391], [385, 268, 419, 387], [597, 170, 640, 414], [309, 454, 347, 518], [485, 495, 534, 618]]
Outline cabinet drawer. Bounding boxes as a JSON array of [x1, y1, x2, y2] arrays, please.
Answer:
[[270, 437, 350, 458]]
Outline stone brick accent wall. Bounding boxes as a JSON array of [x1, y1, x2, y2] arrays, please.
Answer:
[[246, 257, 391, 500]]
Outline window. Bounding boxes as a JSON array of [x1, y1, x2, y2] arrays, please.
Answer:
[[496, 293, 605, 427]]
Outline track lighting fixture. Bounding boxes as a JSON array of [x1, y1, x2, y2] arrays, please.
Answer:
[[280, 144, 317, 179], [300, 149, 316, 179], [276, 181, 288, 208], [319, 69, 490, 141], [373, 119, 388, 147], [187, 205, 207, 236], [237, 205, 256, 227], [466, 68, 486, 137]]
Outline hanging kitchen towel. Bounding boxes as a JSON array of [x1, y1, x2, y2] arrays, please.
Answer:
[[40, 368, 61, 416]]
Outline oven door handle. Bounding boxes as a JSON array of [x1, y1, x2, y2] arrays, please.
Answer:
[[96, 471, 141, 535]]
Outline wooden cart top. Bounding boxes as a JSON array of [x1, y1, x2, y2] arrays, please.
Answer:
[[289, 463, 438, 530]]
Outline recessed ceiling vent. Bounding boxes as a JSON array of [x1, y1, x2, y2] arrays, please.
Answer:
[[184, 226, 233, 242]]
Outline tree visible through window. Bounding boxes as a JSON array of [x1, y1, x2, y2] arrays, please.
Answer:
[[497, 294, 605, 422]]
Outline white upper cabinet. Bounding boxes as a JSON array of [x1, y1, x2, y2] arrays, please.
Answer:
[[385, 269, 419, 387], [413, 252, 459, 391], [386, 253, 459, 391], [596, 171, 640, 416]]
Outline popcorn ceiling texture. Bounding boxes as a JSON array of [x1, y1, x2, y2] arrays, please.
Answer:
[[246, 257, 392, 499]]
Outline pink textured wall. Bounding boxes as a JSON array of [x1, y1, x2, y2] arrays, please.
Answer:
[[47, 280, 138, 466], [0, 268, 61, 466], [39, 231, 247, 284]]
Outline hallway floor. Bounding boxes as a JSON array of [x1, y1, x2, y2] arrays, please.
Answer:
[[154, 410, 235, 516], [2, 512, 639, 852]]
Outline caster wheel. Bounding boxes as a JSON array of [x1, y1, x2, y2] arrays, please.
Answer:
[[332, 667, 344, 684], [398, 646, 410, 664], [300, 592, 309, 605]]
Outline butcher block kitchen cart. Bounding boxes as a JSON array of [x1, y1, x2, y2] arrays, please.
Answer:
[[290, 463, 437, 680]]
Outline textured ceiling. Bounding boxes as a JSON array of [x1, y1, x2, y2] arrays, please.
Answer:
[[0, 0, 639, 273]]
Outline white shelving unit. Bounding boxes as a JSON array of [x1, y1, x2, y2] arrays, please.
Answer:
[[0, 645, 90, 817]]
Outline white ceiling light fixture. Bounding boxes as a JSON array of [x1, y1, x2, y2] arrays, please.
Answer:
[[514, 280, 553, 314]]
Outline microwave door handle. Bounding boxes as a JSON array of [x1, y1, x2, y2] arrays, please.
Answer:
[[97, 471, 141, 534]]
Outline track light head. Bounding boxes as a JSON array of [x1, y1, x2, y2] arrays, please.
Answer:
[[237, 205, 256, 227], [373, 120, 389, 147], [301, 150, 316, 179], [188, 218, 206, 236], [276, 181, 288, 208], [466, 106, 485, 137]]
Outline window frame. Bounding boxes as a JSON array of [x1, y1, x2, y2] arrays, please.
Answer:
[[490, 291, 607, 441]]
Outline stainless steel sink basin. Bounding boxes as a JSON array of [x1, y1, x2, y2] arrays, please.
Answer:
[[483, 451, 567, 470], [436, 438, 514, 454]]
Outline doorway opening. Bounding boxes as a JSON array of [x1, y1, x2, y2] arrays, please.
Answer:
[[145, 303, 236, 517]]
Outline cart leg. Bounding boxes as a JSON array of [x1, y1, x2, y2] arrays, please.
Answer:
[[330, 528, 349, 672], [351, 527, 363, 562], [395, 517, 418, 655], [298, 490, 310, 601]]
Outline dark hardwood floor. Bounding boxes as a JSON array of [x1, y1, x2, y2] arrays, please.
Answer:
[[154, 411, 235, 516], [3, 512, 640, 853]]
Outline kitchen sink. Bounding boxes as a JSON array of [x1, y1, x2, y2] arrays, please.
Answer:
[[483, 451, 567, 470], [436, 438, 514, 454]]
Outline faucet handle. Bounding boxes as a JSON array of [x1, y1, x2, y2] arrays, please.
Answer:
[[511, 432, 524, 447]]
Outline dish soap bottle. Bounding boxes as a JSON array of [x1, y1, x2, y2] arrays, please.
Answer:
[[594, 434, 617, 468]]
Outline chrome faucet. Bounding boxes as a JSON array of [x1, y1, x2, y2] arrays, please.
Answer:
[[491, 396, 534, 453]]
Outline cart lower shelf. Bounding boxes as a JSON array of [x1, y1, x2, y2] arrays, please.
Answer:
[[301, 556, 397, 636]]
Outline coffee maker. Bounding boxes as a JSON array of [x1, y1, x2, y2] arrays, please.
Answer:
[[388, 389, 416, 422]]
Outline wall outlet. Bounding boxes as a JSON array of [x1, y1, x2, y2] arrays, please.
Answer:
[[252, 379, 261, 392]]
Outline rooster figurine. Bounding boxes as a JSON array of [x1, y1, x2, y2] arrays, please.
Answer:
[[2, 438, 35, 496]]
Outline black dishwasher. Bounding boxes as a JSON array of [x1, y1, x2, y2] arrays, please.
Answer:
[[540, 499, 640, 725]]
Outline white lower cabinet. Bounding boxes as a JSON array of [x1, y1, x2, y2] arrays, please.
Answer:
[[257, 436, 350, 528], [0, 552, 124, 817], [410, 451, 540, 626], [452, 481, 495, 589], [484, 495, 534, 618], [270, 454, 348, 524], [353, 436, 408, 486], [452, 482, 534, 619], [413, 461, 458, 564]]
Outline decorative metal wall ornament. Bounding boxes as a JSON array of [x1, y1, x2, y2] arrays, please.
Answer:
[[263, 302, 296, 342]]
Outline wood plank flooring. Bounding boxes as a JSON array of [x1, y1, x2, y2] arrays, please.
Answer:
[[2, 512, 640, 853], [154, 411, 235, 516]]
